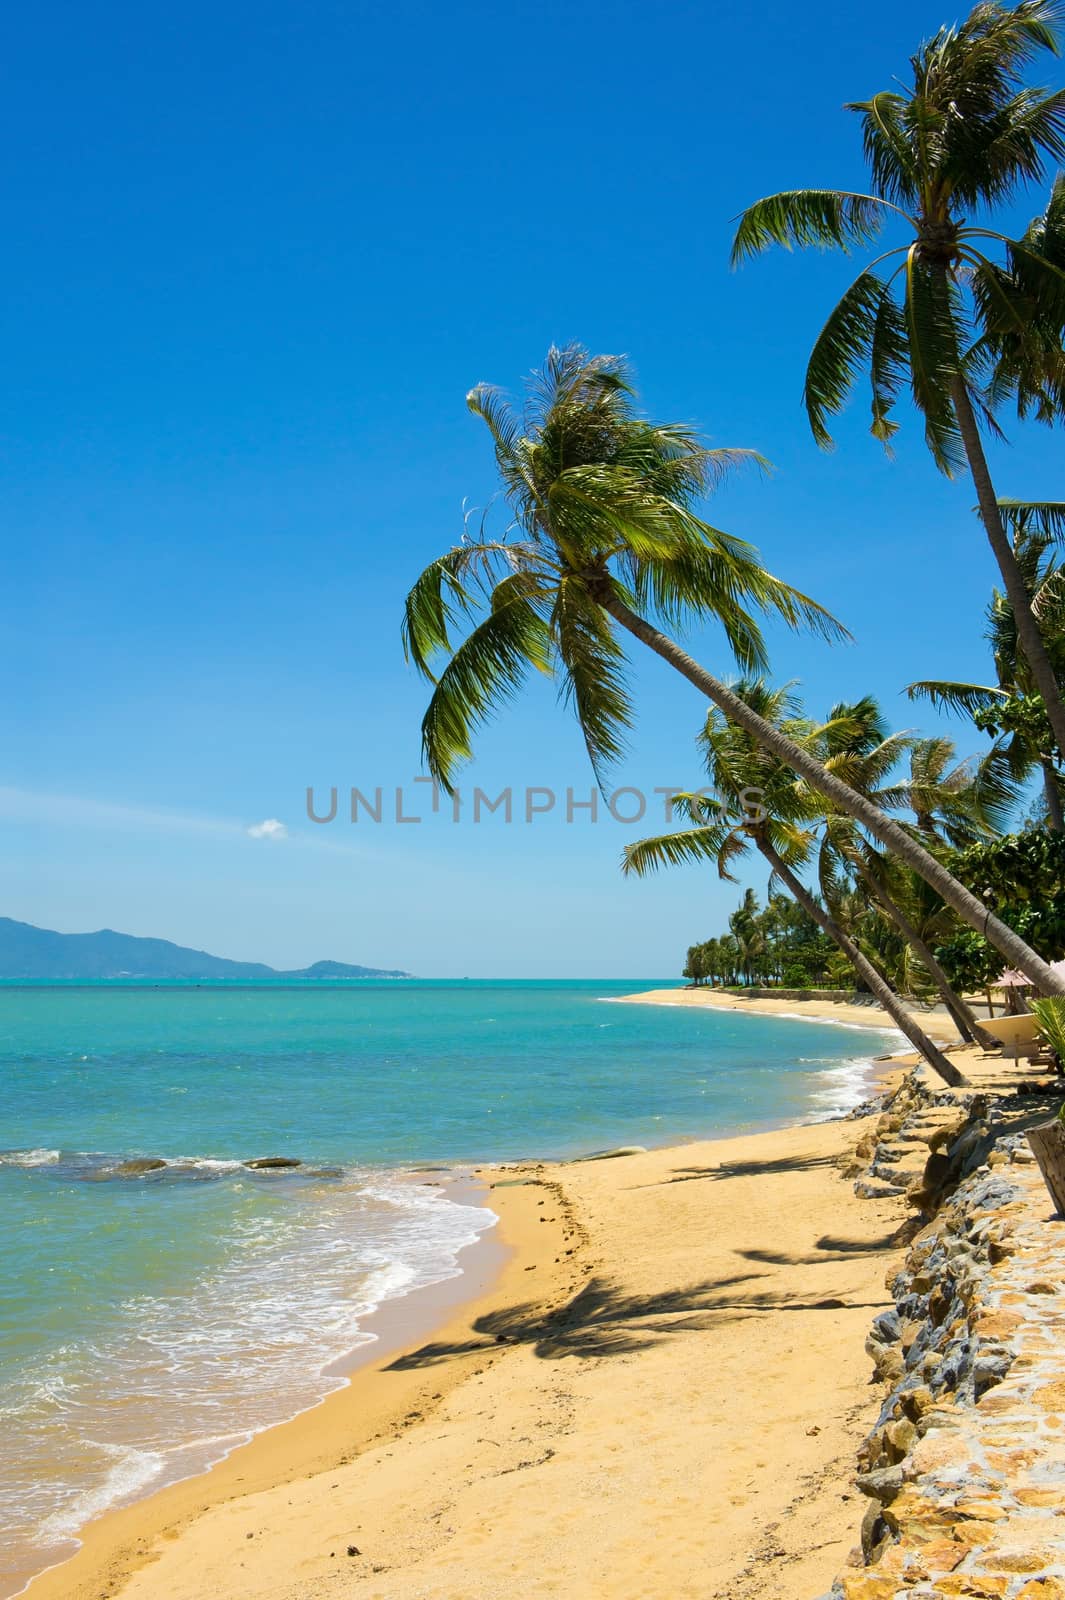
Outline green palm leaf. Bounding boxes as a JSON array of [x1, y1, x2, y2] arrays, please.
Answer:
[[904, 249, 966, 472], [906, 679, 1009, 715], [730, 190, 893, 266], [418, 585, 552, 788], [552, 577, 633, 780], [804, 268, 898, 447], [847, 92, 921, 207], [621, 819, 735, 880], [999, 498, 1065, 543]]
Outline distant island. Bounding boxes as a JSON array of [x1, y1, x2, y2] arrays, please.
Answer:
[[0, 918, 412, 981]]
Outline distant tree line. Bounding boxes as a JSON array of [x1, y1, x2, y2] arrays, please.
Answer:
[[682, 889, 839, 990]]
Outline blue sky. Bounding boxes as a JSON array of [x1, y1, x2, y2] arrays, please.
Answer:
[[3, 0, 1062, 977]]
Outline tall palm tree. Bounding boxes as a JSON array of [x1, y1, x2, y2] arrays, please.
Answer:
[[909, 499, 1065, 829], [904, 734, 1017, 843], [620, 682, 966, 1085], [402, 347, 1065, 991], [811, 697, 999, 1045], [728, 888, 765, 984], [731, 0, 1065, 757]]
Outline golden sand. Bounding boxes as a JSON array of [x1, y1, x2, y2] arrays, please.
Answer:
[[27, 1089, 918, 1600], [613, 985, 959, 1040]]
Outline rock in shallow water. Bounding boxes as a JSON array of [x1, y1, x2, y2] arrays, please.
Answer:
[[571, 1146, 648, 1162], [243, 1156, 303, 1170]]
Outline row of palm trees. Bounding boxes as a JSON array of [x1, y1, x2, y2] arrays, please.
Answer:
[[622, 685, 1016, 1085], [401, 1, 1065, 1085], [683, 892, 836, 991]]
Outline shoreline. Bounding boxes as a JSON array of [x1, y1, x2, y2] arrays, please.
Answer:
[[4, 1171, 504, 1600], [21, 1171, 574, 1600], [611, 984, 959, 1040], [14, 1001, 919, 1600], [9, 1177, 518, 1600], [8, 1081, 897, 1599], [23, 1094, 915, 1600]]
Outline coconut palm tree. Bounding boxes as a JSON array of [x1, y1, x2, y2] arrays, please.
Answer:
[[811, 696, 999, 1045], [728, 888, 765, 984], [731, 0, 1065, 758], [904, 734, 1017, 844], [402, 347, 1065, 991], [909, 499, 1065, 829], [620, 682, 966, 1085]]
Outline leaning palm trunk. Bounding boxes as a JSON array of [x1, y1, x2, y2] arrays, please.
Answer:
[[1041, 759, 1065, 834], [846, 853, 997, 1048], [950, 378, 1065, 761], [601, 590, 1065, 996], [756, 837, 966, 1087]]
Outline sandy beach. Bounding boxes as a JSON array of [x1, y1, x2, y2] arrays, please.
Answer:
[[612, 985, 960, 1041], [26, 1082, 918, 1600]]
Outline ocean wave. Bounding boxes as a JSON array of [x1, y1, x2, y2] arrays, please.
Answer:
[[0, 1149, 60, 1167], [0, 1168, 495, 1590], [597, 995, 903, 1039], [35, 1443, 166, 1542], [760, 1010, 902, 1037], [804, 1056, 883, 1120]]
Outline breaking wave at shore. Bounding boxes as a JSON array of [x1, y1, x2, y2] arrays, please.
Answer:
[[0, 979, 898, 1596], [0, 1158, 493, 1596]]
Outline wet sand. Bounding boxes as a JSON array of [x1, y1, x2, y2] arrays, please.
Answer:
[[27, 1110, 911, 1600], [613, 986, 959, 1040]]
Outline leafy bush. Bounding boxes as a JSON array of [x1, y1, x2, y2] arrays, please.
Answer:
[[934, 829, 1065, 990], [1032, 997, 1065, 1063]]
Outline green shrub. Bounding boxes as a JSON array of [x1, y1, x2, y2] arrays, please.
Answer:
[[1031, 996, 1065, 1063]]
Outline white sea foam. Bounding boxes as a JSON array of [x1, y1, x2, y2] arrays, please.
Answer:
[[0, 1168, 496, 1594], [0, 1149, 60, 1167], [599, 995, 902, 1039], [803, 1057, 883, 1120], [759, 1009, 902, 1038], [35, 1443, 166, 1541]]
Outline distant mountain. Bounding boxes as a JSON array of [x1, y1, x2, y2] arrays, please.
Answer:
[[0, 919, 412, 981]]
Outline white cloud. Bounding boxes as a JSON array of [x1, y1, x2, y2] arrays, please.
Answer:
[[246, 818, 288, 841]]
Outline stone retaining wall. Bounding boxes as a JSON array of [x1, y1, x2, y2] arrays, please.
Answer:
[[825, 1076, 1065, 1599]]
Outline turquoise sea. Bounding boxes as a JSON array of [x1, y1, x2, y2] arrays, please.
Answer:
[[0, 980, 898, 1595]]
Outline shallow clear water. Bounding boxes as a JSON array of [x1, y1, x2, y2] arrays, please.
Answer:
[[0, 980, 897, 1593]]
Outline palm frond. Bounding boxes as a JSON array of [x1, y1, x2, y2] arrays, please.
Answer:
[[904, 248, 966, 473], [730, 190, 893, 265], [621, 819, 736, 879], [999, 498, 1065, 543], [804, 269, 895, 448], [847, 92, 921, 207], [976, 88, 1065, 199], [1033, 562, 1065, 622], [906, 678, 1008, 715], [402, 541, 550, 677], [552, 578, 633, 782], [419, 590, 552, 790], [869, 282, 910, 444], [969, 743, 1026, 829]]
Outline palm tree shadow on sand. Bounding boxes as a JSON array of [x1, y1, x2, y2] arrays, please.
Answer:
[[638, 1151, 840, 1187], [384, 1271, 887, 1369]]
